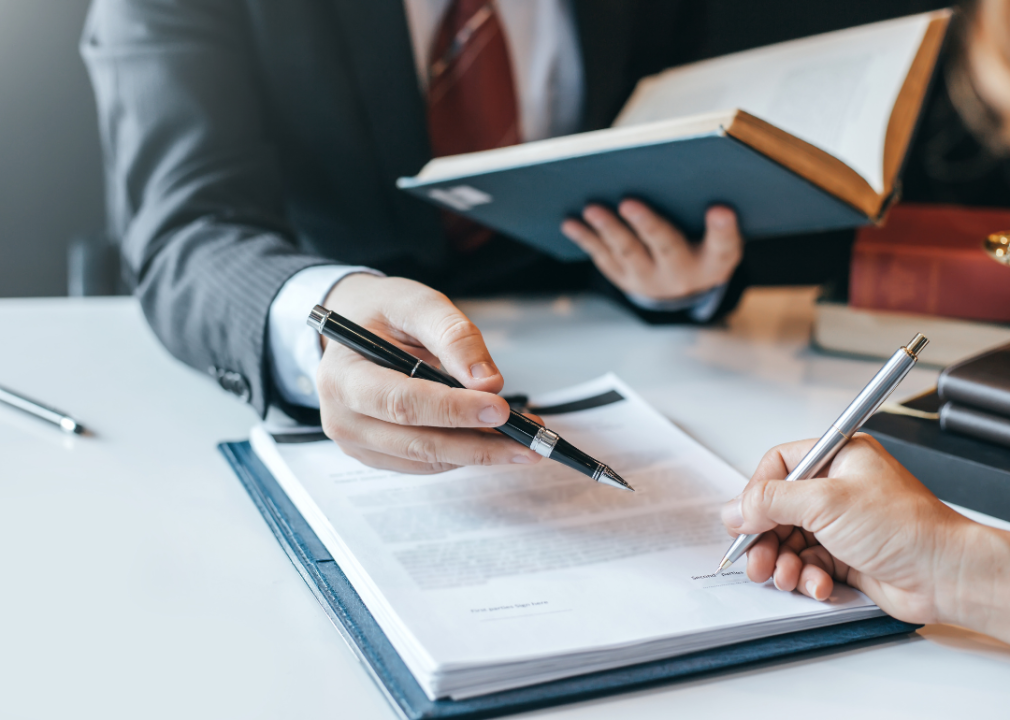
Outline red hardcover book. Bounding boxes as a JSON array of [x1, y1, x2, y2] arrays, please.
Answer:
[[849, 204, 1010, 323]]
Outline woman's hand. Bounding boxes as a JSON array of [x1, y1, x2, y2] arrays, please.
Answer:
[[722, 435, 1010, 642], [560, 200, 743, 302]]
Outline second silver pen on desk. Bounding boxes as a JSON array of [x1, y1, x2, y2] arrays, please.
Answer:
[[0, 384, 87, 435], [717, 333, 929, 572]]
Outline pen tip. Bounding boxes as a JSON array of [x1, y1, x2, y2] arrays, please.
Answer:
[[61, 417, 85, 435], [716, 558, 732, 573], [598, 467, 634, 491]]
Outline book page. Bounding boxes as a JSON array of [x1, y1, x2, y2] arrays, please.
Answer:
[[402, 111, 731, 185], [252, 375, 879, 699], [615, 13, 934, 193]]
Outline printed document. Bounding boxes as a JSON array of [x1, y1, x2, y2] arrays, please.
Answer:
[[252, 375, 880, 699]]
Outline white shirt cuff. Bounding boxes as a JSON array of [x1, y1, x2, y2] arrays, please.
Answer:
[[625, 283, 728, 322], [268, 265, 384, 408]]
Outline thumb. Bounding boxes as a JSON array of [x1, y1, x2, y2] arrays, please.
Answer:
[[397, 286, 504, 393], [723, 477, 839, 537]]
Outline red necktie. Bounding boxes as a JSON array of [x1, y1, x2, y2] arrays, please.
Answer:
[[427, 0, 519, 252]]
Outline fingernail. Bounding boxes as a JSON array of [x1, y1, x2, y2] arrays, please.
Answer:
[[806, 581, 819, 600], [773, 576, 783, 592], [470, 362, 497, 379], [620, 204, 641, 219], [512, 454, 537, 464], [722, 497, 744, 529], [710, 210, 731, 228], [478, 405, 505, 424]]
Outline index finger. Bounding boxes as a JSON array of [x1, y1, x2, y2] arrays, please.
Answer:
[[320, 346, 511, 429]]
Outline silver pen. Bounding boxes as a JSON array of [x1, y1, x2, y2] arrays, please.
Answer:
[[0, 384, 87, 435], [716, 333, 929, 572]]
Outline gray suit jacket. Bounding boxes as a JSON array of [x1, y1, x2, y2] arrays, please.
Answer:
[[81, 0, 706, 416]]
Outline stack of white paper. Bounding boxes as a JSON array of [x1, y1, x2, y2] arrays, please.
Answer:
[[252, 375, 880, 700]]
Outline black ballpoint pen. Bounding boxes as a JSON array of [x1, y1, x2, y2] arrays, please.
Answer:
[[306, 305, 632, 490]]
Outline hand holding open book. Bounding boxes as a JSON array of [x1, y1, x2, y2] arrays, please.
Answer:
[[400, 11, 951, 260], [560, 201, 743, 301]]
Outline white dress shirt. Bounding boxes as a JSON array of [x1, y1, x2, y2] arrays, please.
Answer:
[[268, 0, 722, 409], [402, 0, 584, 142]]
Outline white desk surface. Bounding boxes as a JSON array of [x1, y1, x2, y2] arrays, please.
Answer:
[[1, 289, 1008, 719]]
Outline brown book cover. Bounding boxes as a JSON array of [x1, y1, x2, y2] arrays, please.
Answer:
[[849, 204, 1010, 322]]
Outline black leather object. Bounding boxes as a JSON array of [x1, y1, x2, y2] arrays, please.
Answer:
[[941, 401, 1010, 449], [939, 344, 1010, 418], [864, 411, 1010, 521]]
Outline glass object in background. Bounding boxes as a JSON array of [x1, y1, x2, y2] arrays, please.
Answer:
[[984, 229, 1010, 264]]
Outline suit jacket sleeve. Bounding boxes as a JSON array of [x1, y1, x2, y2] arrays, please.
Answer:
[[82, 0, 330, 415]]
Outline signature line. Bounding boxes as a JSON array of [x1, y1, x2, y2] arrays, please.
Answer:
[[480, 609, 574, 622]]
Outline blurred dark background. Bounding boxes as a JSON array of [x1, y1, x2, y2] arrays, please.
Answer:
[[0, 0, 956, 298], [701, 0, 950, 57]]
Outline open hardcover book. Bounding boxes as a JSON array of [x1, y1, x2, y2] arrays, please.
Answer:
[[248, 375, 886, 701], [399, 11, 951, 260]]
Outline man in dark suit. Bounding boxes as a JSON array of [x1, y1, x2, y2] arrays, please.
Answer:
[[83, 0, 755, 473]]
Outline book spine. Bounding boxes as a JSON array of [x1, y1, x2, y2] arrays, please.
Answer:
[[940, 402, 1010, 448], [849, 244, 1010, 323]]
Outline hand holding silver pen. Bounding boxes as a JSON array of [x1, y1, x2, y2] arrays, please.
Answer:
[[716, 334, 929, 572]]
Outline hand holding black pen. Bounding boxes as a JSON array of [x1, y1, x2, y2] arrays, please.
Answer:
[[307, 305, 631, 490]]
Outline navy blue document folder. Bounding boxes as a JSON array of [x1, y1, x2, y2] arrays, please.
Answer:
[[220, 440, 919, 719]]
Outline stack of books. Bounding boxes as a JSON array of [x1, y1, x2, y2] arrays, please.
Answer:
[[813, 204, 1010, 367]]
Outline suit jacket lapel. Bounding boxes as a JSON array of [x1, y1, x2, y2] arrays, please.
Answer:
[[321, 0, 650, 269], [327, 0, 446, 266], [327, 0, 637, 152]]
